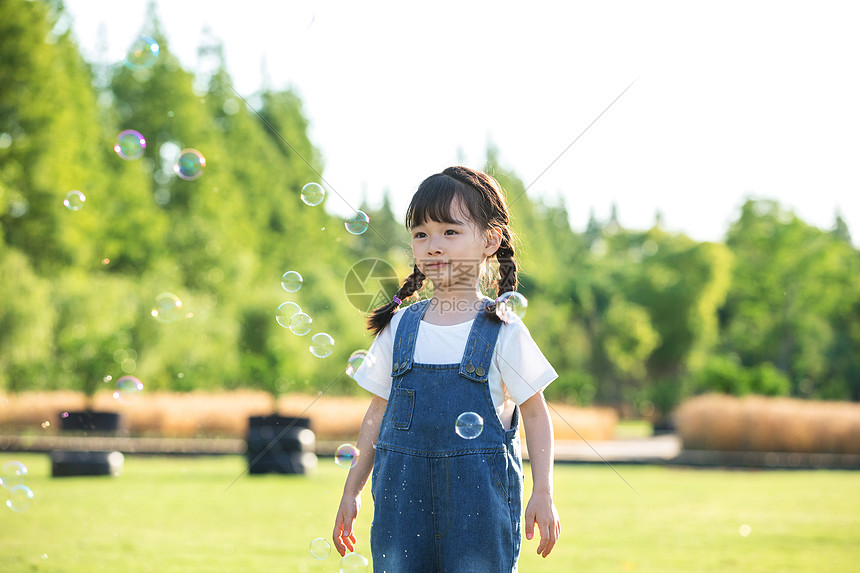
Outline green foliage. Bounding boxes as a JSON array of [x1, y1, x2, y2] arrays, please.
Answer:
[[695, 354, 751, 395], [691, 354, 790, 397], [1, 0, 858, 419], [603, 296, 660, 381], [52, 270, 142, 400], [747, 362, 792, 396], [722, 199, 860, 399], [357, 192, 413, 267], [0, 0, 120, 272], [0, 247, 55, 392]]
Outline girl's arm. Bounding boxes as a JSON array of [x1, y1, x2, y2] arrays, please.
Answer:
[[332, 394, 388, 556], [520, 391, 561, 558]]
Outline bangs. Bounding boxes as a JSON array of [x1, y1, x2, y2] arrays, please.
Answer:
[[405, 173, 486, 229]]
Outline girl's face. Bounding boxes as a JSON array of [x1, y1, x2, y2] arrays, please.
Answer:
[[410, 197, 501, 292]]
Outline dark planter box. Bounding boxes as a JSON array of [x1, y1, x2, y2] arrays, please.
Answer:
[[51, 450, 124, 477], [246, 415, 316, 475], [60, 411, 122, 434], [53, 410, 124, 478]]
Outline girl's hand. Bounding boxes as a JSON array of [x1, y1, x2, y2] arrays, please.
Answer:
[[524, 491, 560, 558], [332, 493, 361, 557], [330, 395, 386, 557]]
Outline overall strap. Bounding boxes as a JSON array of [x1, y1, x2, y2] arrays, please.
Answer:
[[391, 300, 430, 379], [459, 299, 503, 383]]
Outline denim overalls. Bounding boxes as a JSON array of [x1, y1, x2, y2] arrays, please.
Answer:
[[371, 299, 524, 572]]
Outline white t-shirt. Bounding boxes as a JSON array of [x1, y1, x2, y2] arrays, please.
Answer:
[[354, 307, 557, 430]]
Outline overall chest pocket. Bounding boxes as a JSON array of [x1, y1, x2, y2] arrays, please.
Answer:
[[391, 387, 415, 430]]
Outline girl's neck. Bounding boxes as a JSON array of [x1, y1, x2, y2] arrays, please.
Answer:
[[422, 289, 485, 326]]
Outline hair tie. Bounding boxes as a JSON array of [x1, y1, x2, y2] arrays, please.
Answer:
[[392, 295, 402, 306]]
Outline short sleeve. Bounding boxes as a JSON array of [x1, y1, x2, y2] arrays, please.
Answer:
[[495, 318, 557, 405], [352, 316, 398, 400]]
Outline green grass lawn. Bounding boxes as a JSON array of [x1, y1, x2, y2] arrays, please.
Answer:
[[1, 453, 858, 572], [613, 419, 653, 438]]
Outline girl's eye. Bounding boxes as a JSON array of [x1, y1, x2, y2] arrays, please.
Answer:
[[413, 232, 426, 239], [444, 229, 458, 235]]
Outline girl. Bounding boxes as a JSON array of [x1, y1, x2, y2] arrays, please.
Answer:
[[333, 166, 560, 572]]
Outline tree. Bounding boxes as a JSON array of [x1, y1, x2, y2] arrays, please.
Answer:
[[0, 0, 140, 273], [831, 209, 852, 244], [722, 199, 859, 399], [0, 248, 55, 392], [356, 191, 412, 267], [1, 0, 161, 400]]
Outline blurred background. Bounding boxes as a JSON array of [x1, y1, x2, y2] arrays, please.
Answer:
[[1, 0, 858, 427], [1, 1, 859, 571]]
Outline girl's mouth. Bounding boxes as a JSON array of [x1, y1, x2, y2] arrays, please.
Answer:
[[424, 261, 448, 270]]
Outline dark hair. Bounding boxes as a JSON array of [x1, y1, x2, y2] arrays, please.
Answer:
[[366, 166, 518, 335]]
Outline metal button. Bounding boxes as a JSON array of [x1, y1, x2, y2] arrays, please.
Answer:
[[475, 366, 486, 377], [392, 362, 399, 372], [465, 363, 475, 373]]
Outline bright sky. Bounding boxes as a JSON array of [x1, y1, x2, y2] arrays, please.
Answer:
[[63, 0, 860, 245]]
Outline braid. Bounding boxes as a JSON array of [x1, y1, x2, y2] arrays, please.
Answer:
[[367, 265, 426, 335], [495, 230, 518, 295], [485, 231, 518, 321]]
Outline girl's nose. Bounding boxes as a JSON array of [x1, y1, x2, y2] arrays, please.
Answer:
[[427, 237, 443, 255]]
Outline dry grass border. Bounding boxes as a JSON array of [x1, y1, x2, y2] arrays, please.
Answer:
[[675, 393, 860, 454], [546, 402, 617, 441], [0, 391, 617, 441], [0, 390, 369, 440]]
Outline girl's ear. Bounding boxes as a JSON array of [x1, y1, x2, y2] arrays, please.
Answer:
[[483, 227, 502, 257]]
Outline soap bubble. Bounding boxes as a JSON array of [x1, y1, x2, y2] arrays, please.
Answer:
[[6, 485, 34, 512], [1, 461, 27, 488], [222, 99, 240, 115], [174, 149, 206, 180], [113, 375, 143, 403], [310, 332, 335, 358], [114, 129, 146, 160], [276, 302, 302, 328], [739, 524, 751, 537], [9, 198, 28, 218], [455, 411, 484, 439], [280, 271, 303, 293], [301, 182, 325, 206], [289, 312, 313, 336], [495, 291, 528, 322], [345, 350, 368, 379], [334, 444, 359, 469], [309, 537, 331, 560], [151, 292, 183, 323], [339, 552, 369, 572], [63, 190, 86, 211], [344, 210, 370, 235], [124, 35, 159, 70]]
